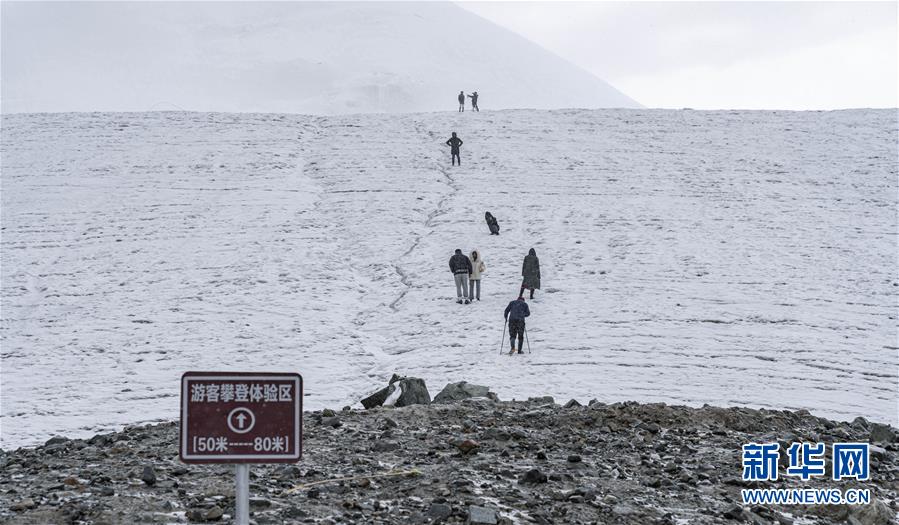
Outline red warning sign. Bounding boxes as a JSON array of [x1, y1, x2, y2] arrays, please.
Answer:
[[179, 372, 302, 464]]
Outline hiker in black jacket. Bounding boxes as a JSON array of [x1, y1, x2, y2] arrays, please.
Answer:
[[446, 132, 463, 166], [457, 91, 465, 112], [504, 296, 530, 354], [467, 91, 479, 111], [449, 248, 473, 304], [520, 248, 541, 299]]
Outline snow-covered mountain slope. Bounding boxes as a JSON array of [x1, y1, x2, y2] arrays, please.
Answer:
[[1, 2, 639, 114], [1, 108, 895, 448]]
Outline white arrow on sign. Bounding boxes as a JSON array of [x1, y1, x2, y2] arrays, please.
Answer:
[[227, 407, 256, 434]]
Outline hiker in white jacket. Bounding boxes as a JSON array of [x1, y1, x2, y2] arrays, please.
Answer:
[[469, 250, 486, 301]]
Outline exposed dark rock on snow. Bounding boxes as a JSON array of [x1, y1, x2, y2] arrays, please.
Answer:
[[433, 381, 498, 404], [0, 395, 897, 524], [361, 375, 431, 409]]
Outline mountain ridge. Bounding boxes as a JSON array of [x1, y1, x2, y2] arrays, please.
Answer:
[[1, 2, 640, 114]]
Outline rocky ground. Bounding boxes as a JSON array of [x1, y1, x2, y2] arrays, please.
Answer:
[[1, 384, 897, 525]]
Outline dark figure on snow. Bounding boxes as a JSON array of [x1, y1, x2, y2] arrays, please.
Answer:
[[520, 248, 541, 299], [449, 248, 473, 304], [504, 296, 530, 354], [446, 132, 463, 166], [458, 91, 465, 112], [467, 91, 479, 111], [485, 211, 499, 235]]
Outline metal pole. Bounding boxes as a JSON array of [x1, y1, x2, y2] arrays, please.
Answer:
[[524, 325, 531, 354], [498, 319, 507, 355], [235, 464, 250, 525]]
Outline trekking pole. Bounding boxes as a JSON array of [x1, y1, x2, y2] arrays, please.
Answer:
[[498, 319, 507, 355], [524, 325, 532, 354]]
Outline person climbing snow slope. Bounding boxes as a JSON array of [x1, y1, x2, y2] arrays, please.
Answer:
[[504, 296, 530, 354], [449, 248, 473, 304], [520, 248, 541, 299], [469, 250, 486, 301], [485, 211, 499, 235], [446, 132, 463, 166]]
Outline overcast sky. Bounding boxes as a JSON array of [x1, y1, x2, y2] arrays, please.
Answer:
[[459, 1, 898, 110]]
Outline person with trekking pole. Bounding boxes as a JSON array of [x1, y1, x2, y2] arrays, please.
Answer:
[[523, 323, 531, 353], [503, 295, 530, 355]]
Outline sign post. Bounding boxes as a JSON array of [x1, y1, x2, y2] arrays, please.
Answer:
[[235, 464, 249, 525], [180, 372, 303, 523]]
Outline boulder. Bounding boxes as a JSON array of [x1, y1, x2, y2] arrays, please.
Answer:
[[848, 499, 894, 525], [434, 381, 498, 403], [11, 498, 36, 511], [371, 440, 399, 452], [361, 385, 393, 409], [427, 503, 452, 523], [361, 375, 430, 409], [457, 440, 480, 455], [563, 399, 582, 408], [205, 506, 224, 521], [187, 505, 224, 522], [468, 505, 497, 525], [722, 505, 748, 520], [519, 468, 548, 484], [611, 504, 639, 517], [45, 436, 68, 446], [140, 466, 157, 487], [321, 416, 341, 428], [394, 377, 430, 406], [870, 423, 896, 444]]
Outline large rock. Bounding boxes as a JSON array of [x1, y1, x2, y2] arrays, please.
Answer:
[[869, 423, 896, 444], [361, 375, 430, 409], [44, 436, 68, 446], [427, 503, 452, 522], [361, 384, 393, 409], [186, 506, 224, 522], [519, 468, 548, 484], [433, 381, 498, 403], [10, 498, 36, 511], [848, 498, 894, 525], [468, 505, 497, 525], [394, 378, 430, 407], [140, 466, 157, 487]]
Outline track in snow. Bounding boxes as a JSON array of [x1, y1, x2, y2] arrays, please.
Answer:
[[1, 109, 896, 448]]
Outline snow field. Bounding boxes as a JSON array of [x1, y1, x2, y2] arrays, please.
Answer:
[[1, 108, 896, 447]]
